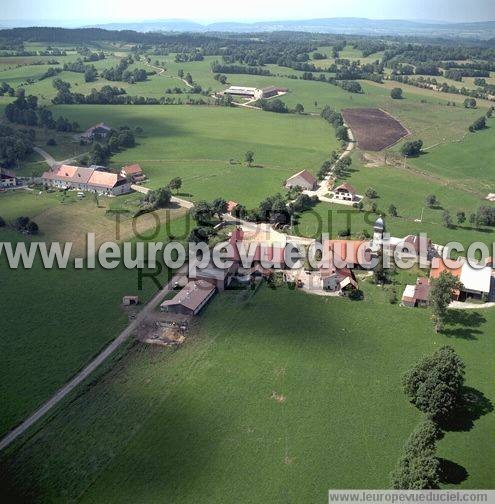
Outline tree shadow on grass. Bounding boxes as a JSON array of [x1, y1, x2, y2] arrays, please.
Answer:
[[442, 310, 486, 340], [438, 458, 469, 485], [438, 386, 493, 432]]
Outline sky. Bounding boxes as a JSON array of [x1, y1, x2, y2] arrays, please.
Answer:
[[1, 0, 495, 24]]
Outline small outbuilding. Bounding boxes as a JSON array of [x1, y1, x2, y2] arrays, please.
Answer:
[[120, 164, 145, 182], [401, 278, 430, 307], [122, 295, 139, 305]]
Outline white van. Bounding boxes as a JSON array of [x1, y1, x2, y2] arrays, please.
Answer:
[[77, 191, 85, 198]]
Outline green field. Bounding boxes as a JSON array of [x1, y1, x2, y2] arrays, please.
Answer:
[[0, 191, 187, 436], [1, 39, 495, 500], [48, 104, 336, 207], [296, 152, 495, 249], [1, 281, 493, 502]]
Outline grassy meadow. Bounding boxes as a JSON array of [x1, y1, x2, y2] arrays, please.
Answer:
[[0, 190, 188, 436], [49, 104, 336, 207], [0, 40, 494, 500], [0, 282, 493, 502]]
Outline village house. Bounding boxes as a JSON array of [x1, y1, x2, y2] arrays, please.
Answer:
[[401, 277, 431, 307], [285, 169, 318, 191], [160, 280, 216, 316], [42, 164, 132, 196], [319, 266, 358, 293], [321, 238, 373, 270], [229, 225, 287, 270], [120, 163, 145, 183], [80, 122, 112, 142], [0, 168, 17, 188], [333, 182, 357, 202]]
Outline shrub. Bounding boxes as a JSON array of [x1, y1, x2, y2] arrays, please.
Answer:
[[391, 87, 403, 99], [400, 140, 423, 157]]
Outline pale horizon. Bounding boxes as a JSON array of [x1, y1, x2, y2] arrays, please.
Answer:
[[1, 0, 495, 25]]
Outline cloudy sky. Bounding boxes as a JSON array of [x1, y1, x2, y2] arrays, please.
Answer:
[[1, 0, 494, 24]]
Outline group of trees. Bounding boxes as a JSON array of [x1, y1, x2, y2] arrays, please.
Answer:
[[391, 346, 466, 489], [88, 127, 136, 166], [141, 186, 172, 212], [5, 88, 78, 132], [100, 56, 148, 83], [258, 98, 288, 113], [0, 124, 34, 167], [468, 116, 487, 133], [320, 106, 350, 144], [12, 216, 39, 235]]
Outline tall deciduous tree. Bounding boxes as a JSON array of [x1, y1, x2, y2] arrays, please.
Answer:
[[429, 272, 461, 332]]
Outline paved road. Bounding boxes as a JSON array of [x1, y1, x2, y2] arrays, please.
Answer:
[[0, 272, 183, 452]]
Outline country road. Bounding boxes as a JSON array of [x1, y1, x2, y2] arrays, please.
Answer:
[[303, 124, 356, 201], [34, 146, 88, 170], [143, 58, 194, 88], [0, 271, 183, 452]]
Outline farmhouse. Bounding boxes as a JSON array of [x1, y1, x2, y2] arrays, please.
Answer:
[[223, 86, 285, 100], [401, 278, 430, 307], [430, 257, 492, 301], [0, 168, 17, 188], [333, 182, 357, 202], [81, 122, 112, 141], [285, 170, 318, 191], [120, 163, 145, 182], [322, 238, 373, 269], [42, 165, 132, 196], [229, 225, 287, 269], [160, 280, 216, 316]]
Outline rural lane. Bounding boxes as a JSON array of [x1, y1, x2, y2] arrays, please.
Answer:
[[0, 272, 184, 452], [33, 147, 57, 168]]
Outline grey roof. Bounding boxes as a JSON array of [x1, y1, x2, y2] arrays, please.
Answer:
[[161, 280, 216, 311]]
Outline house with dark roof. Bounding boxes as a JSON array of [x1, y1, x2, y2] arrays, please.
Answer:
[[285, 169, 317, 191], [0, 168, 17, 188], [160, 280, 216, 315], [333, 182, 357, 202], [81, 122, 112, 141]]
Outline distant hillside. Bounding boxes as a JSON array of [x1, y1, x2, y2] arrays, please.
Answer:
[[81, 17, 495, 39]]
